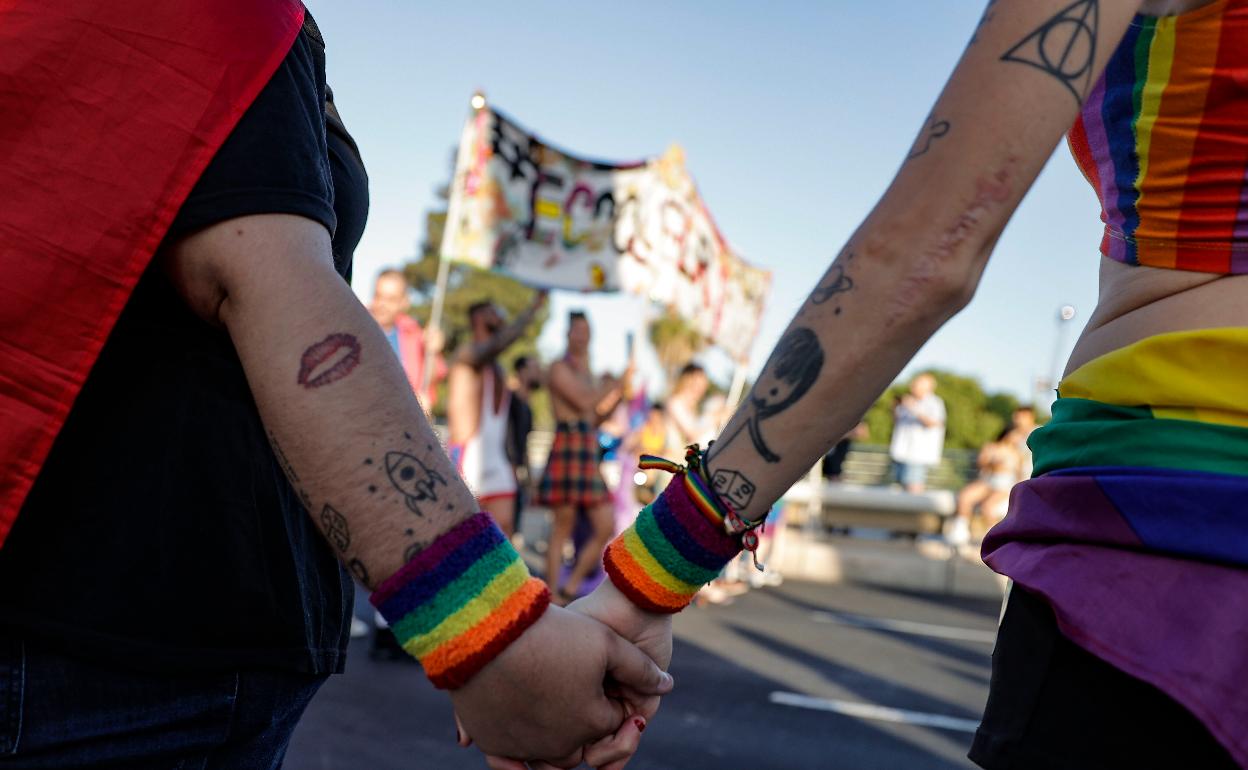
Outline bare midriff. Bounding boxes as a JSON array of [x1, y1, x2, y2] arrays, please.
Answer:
[[1063, 0, 1243, 375], [1065, 258, 1248, 376]]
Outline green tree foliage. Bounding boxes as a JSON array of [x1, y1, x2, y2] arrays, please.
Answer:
[[400, 210, 552, 422], [863, 370, 1022, 451], [647, 309, 708, 389]]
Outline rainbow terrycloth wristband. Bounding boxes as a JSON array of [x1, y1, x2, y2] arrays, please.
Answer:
[[370, 513, 550, 689], [603, 466, 744, 613]]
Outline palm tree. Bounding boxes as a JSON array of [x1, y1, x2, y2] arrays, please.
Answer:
[[648, 309, 707, 390]]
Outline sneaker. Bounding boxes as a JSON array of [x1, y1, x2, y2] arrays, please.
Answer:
[[350, 617, 369, 639], [945, 517, 971, 546]]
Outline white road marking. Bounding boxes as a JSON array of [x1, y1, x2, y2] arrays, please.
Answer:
[[810, 611, 998, 644], [769, 691, 981, 733]]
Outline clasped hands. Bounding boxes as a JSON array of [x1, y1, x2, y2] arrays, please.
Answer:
[[451, 580, 673, 769]]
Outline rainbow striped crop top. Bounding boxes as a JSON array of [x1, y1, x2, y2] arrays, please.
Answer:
[[1068, 0, 1248, 273]]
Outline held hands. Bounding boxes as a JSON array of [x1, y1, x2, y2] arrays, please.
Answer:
[[450, 603, 673, 768]]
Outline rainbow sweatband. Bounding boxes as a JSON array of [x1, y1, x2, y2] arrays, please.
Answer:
[[603, 466, 744, 613], [370, 513, 550, 689]]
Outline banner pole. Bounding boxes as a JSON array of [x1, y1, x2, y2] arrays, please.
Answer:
[[421, 255, 451, 398], [723, 361, 749, 429], [421, 90, 486, 401]]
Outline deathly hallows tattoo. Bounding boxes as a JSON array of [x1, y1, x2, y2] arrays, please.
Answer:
[[1001, 0, 1098, 106]]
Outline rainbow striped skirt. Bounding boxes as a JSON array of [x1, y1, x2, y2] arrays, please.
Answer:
[[982, 328, 1248, 767]]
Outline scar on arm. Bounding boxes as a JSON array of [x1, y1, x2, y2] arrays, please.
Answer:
[[934, 165, 1014, 260], [888, 161, 1015, 322]]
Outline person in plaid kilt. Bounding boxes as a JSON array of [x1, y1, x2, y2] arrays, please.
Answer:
[[540, 311, 632, 603]]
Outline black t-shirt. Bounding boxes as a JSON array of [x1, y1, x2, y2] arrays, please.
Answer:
[[0, 13, 370, 674], [506, 396, 534, 472]]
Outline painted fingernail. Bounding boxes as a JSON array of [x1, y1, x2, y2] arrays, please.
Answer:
[[634, 717, 647, 733]]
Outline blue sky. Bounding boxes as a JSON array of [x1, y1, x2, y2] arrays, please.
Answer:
[[311, 0, 1103, 402]]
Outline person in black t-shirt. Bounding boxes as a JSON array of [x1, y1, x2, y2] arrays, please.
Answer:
[[506, 354, 541, 533], [0, 11, 666, 768]]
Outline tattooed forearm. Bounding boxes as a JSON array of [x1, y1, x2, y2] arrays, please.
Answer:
[[709, 327, 825, 464], [385, 451, 448, 515], [1001, 0, 1098, 106], [907, 115, 951, 161], [347, 558, 369, 585], [320, 504, 351, 551], [711, 468, 757, 511], [297, 333, 362, 388]]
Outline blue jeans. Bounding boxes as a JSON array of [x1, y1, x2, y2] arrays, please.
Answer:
[[0, 632, 326, 768], [892, 461, 930, 488]]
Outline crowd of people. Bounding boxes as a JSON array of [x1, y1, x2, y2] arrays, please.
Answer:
[[370, 264, 1050, 609], [367, 269, 790, 610], [7, 2, 1245, 767]]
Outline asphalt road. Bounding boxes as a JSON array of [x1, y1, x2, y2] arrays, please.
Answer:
[[285, 579, 1001, 770]]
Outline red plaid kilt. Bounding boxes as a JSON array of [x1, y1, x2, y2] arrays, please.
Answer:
[[537, 421, 611, 507]]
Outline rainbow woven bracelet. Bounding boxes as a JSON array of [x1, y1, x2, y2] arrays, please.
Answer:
[[370, 513, 550, 689], [603, 456, 746, 613]]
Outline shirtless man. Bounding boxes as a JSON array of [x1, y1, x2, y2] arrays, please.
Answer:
[[539, 311, 631, 602], [447, 292, 546, 537]]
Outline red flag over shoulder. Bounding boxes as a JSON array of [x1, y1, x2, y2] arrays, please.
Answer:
[[0, 0, 305, 547]]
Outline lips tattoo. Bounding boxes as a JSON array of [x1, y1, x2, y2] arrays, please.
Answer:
[[297, 333, 361, 389]]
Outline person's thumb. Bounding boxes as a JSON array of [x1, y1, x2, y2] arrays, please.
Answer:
[[605, 632, 674, 696]]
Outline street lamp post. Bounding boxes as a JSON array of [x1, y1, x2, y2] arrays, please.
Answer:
[[1038, 304, 1077, 413]]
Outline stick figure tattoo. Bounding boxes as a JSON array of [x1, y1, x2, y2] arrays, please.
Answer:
[[385, 451, 447, 515], [714, 327, 825, 464], [1001, 0, 1098, 106]]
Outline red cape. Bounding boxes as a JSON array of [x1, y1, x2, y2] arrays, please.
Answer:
[[0, 0, 305, 547]]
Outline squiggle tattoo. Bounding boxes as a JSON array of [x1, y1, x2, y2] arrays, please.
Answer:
[[907, 115, 951, 161], [811, 264, 855, 305]]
